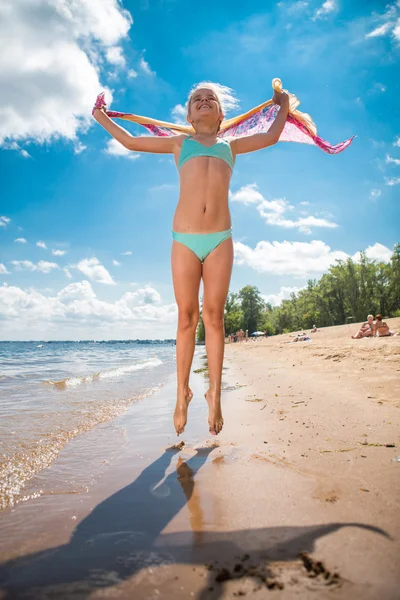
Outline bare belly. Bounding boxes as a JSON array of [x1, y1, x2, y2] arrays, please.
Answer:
[[172, 157, 232, 233]]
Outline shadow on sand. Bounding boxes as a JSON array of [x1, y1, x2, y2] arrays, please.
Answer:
[[0, 446, 390, 598]]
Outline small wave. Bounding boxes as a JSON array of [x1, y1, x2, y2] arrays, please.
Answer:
[[44, 358, 163, 389], [0, 383, 162, 511]]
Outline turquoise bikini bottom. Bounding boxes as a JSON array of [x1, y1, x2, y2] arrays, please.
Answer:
[[172, 228, 232, 263]]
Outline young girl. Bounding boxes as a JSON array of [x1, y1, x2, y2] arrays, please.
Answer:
[[93, 83, 289, 436]]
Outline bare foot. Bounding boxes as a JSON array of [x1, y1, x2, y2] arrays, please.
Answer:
[[174, 387, 193, 435], [204, 390, 224, 436]]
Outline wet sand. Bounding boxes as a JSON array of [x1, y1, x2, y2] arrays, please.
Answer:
[[1, 322, 400, 599]]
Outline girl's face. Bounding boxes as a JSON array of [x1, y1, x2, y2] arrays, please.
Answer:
[[187, 88, 224, 127]]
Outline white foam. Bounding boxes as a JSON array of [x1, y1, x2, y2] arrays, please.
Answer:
[[50, 358, 163, 388], [99, 358, 163, 380]]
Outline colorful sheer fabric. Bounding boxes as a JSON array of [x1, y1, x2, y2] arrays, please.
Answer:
[[93, 78, 354, 155]]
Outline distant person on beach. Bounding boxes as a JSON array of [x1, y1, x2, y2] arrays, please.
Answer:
[[374, 314, 396, 337], [292, 333, 311, 342], [93, 83, 290, 436], [351, 315, 375, 339], [311, 324, 318, 333]]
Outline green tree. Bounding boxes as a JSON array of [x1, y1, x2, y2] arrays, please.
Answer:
[[196, 312, 205, 343], [238, 285, 266, 334], [224, 292, 243, 334], [389, 243, 400, 313]]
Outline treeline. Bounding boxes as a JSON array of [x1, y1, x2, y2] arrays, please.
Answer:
[[197, 243, 400, 341]]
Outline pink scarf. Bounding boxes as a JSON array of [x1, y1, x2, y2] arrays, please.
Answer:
[[93, 79, 354, 155]]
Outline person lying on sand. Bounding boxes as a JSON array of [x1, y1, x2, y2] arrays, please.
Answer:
[[291, 333, 311, 342], [374, 314, 397, 337], [351, 315, 375, 339], [310, 324, 319, 333]]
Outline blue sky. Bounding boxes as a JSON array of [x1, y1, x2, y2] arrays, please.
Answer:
[[0, 0, 399, 340]]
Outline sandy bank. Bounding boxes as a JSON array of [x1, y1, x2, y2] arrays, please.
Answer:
[[1, 325, 399, 599]]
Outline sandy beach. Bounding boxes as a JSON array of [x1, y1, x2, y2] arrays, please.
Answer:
[[1, 320, 399, 599]]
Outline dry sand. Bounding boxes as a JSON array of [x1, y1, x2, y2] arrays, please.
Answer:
[[1, 320, 399, 599]]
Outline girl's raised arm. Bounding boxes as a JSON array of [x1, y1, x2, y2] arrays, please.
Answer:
[[93, 105, 183, 154], [230, 90, 289, 156]]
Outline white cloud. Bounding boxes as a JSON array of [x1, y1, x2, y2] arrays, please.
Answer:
[[3, 141, 32, 158], [394, 136, 400, 147], [365, 3, 400, 41], [366, 22, 392, 38], [231, 184, 338, 234], [370, 189, 381, 200], [75, 257, 115, 285], [113, 260, 121, 266], [10, 260, 59, 273], [14, 238, 27, 244], [230, 184, 264, 205], [313, 0, 336, 20], [352, 243, 392, 263], [300, 201, 310, 206], [262, 286, 303, 307], [73, 141, 87, 155], [106, 46, 125, 66], [234, 240, 349, 277], [105, 138, 141, 159], [0, 216, 11, 228], [0, 281, 178, 338], [139, 57, 155, 76], [394, 18, 400, 42], [0, 264, 11, 275], [36, 241, 47, 249], [171, 104, 187, 125], [0, 0, 132, 147], [122, 251, 132, 256], [122, 287, 161, 307], [57, 280, 96, 302], [64, 268, 73, 279], [386, 154, 400, 165], [127, 69, 138, 78], [52, 249, 67, 256], [385, 177, 400, 186], [235, 239, 393, 278]]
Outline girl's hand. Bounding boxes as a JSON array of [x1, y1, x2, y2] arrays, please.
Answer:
[[272, 90, 289, 108], [92, 92, 107, 117]]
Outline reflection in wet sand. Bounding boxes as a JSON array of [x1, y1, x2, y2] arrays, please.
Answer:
[[177, 457, 205, 544]]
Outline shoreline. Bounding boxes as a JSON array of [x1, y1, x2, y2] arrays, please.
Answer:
[[1, 326, 400, 599]]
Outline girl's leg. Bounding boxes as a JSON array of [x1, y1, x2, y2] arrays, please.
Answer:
[[202, 238, 233, 435], [171, 241, 202, 435]]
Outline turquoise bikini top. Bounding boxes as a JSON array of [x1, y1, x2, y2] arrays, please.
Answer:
[[177, 136, 234, 171]]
